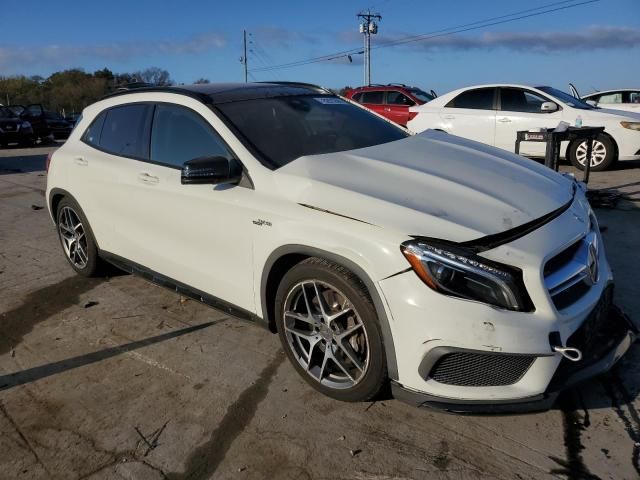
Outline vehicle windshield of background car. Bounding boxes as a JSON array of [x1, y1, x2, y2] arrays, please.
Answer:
[[216, 95, 409, 168], [0, 107, 17, 118], [409, 89, 434, 103], [537, 86, 595, 110]]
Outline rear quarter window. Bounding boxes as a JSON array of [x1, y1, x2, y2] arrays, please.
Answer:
[[81, 112, 106, 147]]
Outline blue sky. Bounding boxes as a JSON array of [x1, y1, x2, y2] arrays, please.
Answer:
[[1, 0, 639, 95]]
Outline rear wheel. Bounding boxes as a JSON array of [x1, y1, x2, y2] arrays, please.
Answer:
[[275, 258, 386, 402], [56, 197, 102, 276], [568, 134, 615, 171]]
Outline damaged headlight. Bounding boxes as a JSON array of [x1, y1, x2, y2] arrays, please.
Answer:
[[401, 240, 533, 311]]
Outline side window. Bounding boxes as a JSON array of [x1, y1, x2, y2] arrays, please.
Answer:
[[361, 91, 384, 104], [446, 88, 495, 110], [150, 104, 233, 168], [82, 111, 106, 147], [500, 88, 549, 113], [630, 92, 640, 104], [598, 92, 622, 104], [351, 92, 363, 103], [99, 104, 152, 159], [386, 91, 415, 106]]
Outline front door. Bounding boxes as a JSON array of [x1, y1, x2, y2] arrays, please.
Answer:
[[385, 91, 415, 126], [495, 87, 562, 156]]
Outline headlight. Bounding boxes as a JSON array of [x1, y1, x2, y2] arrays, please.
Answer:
[[21, 121, 31, 129], [401, 240, 533, 311], [620, 121, 640, 131]]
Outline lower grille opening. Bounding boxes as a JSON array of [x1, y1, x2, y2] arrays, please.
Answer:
[[429, 352, 535, 387]]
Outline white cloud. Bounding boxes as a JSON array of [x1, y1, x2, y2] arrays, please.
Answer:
[[0, 32, 227, 73]]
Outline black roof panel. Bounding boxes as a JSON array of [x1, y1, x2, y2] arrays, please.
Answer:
[[103, 82, 330, 104]]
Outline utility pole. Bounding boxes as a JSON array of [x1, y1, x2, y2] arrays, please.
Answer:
[[241, 30, 248, 83], [358, 10, 381, 86]]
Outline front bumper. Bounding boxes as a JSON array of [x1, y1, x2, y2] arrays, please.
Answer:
[[391, 302, 636, 413]]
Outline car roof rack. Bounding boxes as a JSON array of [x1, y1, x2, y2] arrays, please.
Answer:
[[256, 81, 332, 95]]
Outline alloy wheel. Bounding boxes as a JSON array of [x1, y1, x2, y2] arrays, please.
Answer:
[[58, 206, 89, 269], [575, 139, 606, 168], [283, 280, 370, 389]]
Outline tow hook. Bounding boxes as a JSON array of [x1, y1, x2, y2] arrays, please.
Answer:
[[552, 345, 582, 362]]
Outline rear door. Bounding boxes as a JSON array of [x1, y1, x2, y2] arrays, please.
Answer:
[[359, 90, 387, 118], [74, 103, 154, 254], [384, 90, 416, 126], [495, 87, 562, 156], [439, 87, 497, 145]]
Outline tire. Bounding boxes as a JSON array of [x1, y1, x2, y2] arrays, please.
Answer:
[[274, 257, 387, 402], [568, 134, 616, 171], [56, 197, 103, 277], [20, 137, 34, 148]]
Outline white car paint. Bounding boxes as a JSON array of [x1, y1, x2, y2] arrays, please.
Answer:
[[408, 84, 640, 163], [581, 88, 640, 113], [46, 86, 630, 409]]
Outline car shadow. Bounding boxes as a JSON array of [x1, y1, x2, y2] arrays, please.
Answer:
[[0, 152, 48, 175]]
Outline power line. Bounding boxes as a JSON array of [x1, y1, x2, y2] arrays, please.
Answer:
[[249, 0, 600, 73]]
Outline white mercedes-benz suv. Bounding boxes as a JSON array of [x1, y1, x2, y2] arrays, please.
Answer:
[[46, 82, 636, 412]]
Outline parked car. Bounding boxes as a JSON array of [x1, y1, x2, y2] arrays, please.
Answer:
[[0, 106, 34, 147], [42, 111, 73, 139], [46, 82, 635, 412], [65, 113, 82, 124], [10, 105, 51, 142], [344, 84, 435, 126], [408, 84, 640, 171], [581, 89, 640, 114]]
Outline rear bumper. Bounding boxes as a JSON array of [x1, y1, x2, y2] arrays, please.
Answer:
[[392, 304, 637, 413]]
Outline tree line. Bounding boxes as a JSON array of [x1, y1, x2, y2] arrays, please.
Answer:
[[0, 67, 210, 115]]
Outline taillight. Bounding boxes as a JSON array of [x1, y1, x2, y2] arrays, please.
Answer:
[[45, 152, 53, 172]]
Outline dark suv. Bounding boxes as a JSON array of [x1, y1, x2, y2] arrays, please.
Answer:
[[0, 107, 34, 147], [344, 84, 435, 126]]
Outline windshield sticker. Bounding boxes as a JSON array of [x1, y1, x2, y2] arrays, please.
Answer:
[[314, 97, 347, 105]]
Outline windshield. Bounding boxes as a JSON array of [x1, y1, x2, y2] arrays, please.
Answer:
[[409, 89, 434, 103], [536, 86, 595, 110], [0, 107, 17, 119], [216, 95, 409, 168]]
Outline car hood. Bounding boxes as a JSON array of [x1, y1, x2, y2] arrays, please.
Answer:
[[277, 130, 574, 243]]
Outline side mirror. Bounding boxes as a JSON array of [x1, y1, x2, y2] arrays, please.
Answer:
[[540, 101, 558, 112], [585, 99, 597, 107], [181, 156, 242, 185]]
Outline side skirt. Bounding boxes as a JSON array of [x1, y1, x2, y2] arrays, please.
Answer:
[[100, 251, 268, 329]]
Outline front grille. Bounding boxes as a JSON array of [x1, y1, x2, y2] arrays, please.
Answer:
[[544, 232, 598, 310], [549, 286, 629, 390], [429, 352, 535, 386]]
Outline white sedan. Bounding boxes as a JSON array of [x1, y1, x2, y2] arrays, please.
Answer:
[[581, 88, 640, 114], [408, 84, 640, 171]]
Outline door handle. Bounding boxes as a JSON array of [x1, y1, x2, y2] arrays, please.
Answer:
[[384, 107, 391, 112], [442, 115, 455, 120], [498, 117, 512, 123], [74, 156, 88, 166], [138, 173, 159, 185]]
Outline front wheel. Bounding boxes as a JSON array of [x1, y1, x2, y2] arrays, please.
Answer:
[[275, 258, 386, 402], [568, 134, 615, 171]]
